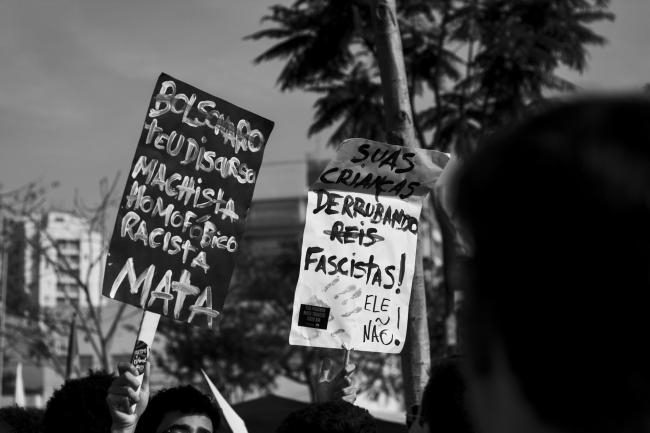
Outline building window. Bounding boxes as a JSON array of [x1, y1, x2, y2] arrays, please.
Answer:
[[57, 296, 78, 307], [112, 354, 132, 366], [57, 273, 78, 284], [56, 283, 79, 294], [54, 339, 67, 356], [79, 355, 94, 374], [57, 355, 68, 367], [56, 239, 80, 252], [63, 254, 80, 266]]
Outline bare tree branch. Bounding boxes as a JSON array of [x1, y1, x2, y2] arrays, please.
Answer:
[[4, 176, 123, 373]]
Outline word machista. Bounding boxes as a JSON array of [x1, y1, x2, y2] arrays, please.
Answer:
[[130, 155, 240, 223]]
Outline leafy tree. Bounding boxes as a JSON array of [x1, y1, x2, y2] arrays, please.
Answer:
[[156, 241, 402, 402], [247, 0, 613, 154], [156, 242, 303, 400], [464, 1, 612, 135], [244, 0, 613, 405], [307, 63, 385, 144]]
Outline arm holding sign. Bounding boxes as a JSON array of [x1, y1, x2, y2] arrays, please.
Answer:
[[106, 362, 150, 433], [316, 351, 358, 403]]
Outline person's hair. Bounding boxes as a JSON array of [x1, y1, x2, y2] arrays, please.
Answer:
[[276, 401, 376, 433], [0, 406, 43, 433], [135, 385, 221, 433], [455, 95, 650, 433], [420, 356, 473, 433], [42, 370, 114, 433]]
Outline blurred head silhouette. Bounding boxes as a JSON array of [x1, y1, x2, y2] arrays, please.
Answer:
[[42, 371, 114, 433], [454, 95, 650, 433], [277, 401, 376, 433], [135, 385, 221, 433], [409, 356, 474, 433]]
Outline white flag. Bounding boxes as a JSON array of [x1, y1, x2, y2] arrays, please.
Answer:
[[201, 369, 248, 433], [15, 362, 25, 407]]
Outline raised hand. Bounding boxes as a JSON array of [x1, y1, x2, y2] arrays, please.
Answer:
[[316, 357, 358, 403], [106, 361, 150, 433]]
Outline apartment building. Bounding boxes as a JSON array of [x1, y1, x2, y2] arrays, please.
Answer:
[[3, 211, 104, 311], [1, 210, 108, 405]]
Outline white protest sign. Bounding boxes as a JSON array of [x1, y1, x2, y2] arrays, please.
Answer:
[[289, 138, 448, 353], [201, 369, 248, 433]]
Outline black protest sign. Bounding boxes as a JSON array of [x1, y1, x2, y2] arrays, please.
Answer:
[[102, 73, 274, 328]]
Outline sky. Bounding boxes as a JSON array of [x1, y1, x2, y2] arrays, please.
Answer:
[[0, 0, 649, 208]]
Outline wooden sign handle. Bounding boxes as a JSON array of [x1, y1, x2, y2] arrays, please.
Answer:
[[342, 347, 352, 367], [129, 310, 160, 412]]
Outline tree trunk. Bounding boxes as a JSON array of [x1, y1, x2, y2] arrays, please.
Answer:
[[306, 366, 317, 402], [101, 337, 112, 372], [0, 215, 7, 400], [370, 0, 431, 409]]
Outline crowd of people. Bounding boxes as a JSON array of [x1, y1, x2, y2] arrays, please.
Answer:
[[2, 94, 649, 433]]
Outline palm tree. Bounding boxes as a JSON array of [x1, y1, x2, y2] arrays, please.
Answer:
[[246, 0, 465, 150], [400, 0, 464, 148], [307, 62, 386, 146], [246, 0, 362, 91], [467, 0, 613, 134], [245, 0, 615, 406]]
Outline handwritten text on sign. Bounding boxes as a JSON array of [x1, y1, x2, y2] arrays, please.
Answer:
[[102, 73, 274, 328], [289, 139, 445, 353]]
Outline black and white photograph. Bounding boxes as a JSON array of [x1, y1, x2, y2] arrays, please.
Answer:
[[1, 1, 649, 432]]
